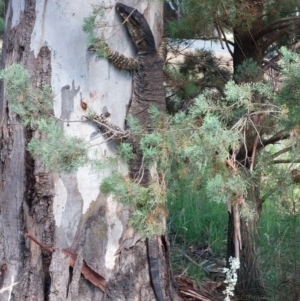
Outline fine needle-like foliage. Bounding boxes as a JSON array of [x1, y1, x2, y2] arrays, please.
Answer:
[[101, 173, 167, 237], [0, 64, 90, 173], [0, 64, 54, 128], [82, 5, 109, 57], [277, 47, 300, 129], [28, 119, 89, 173]]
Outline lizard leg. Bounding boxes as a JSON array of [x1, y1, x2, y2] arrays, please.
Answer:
[[85, 114, 131, 141], [107, 48, 138, 71], [90, 38, 138, 71], [158, 38, 168, 63]]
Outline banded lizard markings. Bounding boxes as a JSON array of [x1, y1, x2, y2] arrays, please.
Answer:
[[89, 3, 168, 301], [105, 3, 166, 186], [147, 235, 167, 301]]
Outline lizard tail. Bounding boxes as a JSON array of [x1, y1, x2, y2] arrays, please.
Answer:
[[147, 235, 166, 301]]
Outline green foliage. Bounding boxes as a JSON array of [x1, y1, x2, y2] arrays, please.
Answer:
[[101, 173, 167, 237], [165, 49, 230, 113], [179, 49, 230, 88], [259, 191, 300, 300], [206, 173, 246, 204], [165, 2, 300, 293], [0, 64, 93, 173], [225, 80, 274, 107], [223, 79, 279, 137], [167, 171, 227, 281], [166, 0, 300, 53], [82, 5, 104, 40], [82, 6, 108, 57], [0, 17, 4, 39], [98, 90, 245, 237], [126, 115, 144, 136], [167, 0, 256, 39], [234, 58, 260, 83], [6, 5, 300, 296], [0, 64, 54, 127], [90, 156, 117, 173], [28, 119, 89, 173], [4, 9, 300, 300], [117, 142, 134, 161], [140, 132, 164, 161], [140, 95, 245, 206], [168, 175, 227, 251], [277, 47, 300, 128]]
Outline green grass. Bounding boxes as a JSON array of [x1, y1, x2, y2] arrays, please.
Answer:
[[167, 173, 300, 300], [258, 197, 300, 301], [167, 176, 227, 281], [168, 177, 227, 250]]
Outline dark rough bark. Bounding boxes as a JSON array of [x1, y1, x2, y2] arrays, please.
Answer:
[[233, 1, 264, 70], [0, 1, 54, 300], [227, 186, 265, 299]]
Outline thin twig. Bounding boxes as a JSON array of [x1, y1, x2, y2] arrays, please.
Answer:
[[271, 145, 293, 159], [218, 22, 234, 58], [215, 21, 225, 50], [273, 159, 300, 164], [250, 134, 259, 172], [183, 253, 207, 270]]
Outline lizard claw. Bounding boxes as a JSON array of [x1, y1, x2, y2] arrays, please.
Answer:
[[87, 38, 110, 58]]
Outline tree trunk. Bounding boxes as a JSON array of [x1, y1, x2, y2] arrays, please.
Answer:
[[0, 1, 181, 300], [227, 2, 266, 297], [227, 186, 265, 299], [233, 1, 264, 70]]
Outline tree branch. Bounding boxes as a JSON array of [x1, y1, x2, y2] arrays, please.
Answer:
[[261, 29, 291, 53], [260, 187, 278, 204], [217, 23, 234, 58], [195, 36, 235, 47], [215, 21, 225, 50], [259, 130, 290, 148], [290, 41, 300, 51], [262, 41, 300, 72], [254, 16, 300, 40], [261, 59, 281, 72], [271, 145, 293, 159], [273, 159, 300, 164]]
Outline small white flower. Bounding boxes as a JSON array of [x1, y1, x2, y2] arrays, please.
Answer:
[[223, 257, 240, 301]]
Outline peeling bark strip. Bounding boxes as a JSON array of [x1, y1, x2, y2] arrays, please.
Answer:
[[25, 233, 106, 292]]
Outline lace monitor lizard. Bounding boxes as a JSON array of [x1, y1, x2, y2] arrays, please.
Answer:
[[89, 3, 171, 301]]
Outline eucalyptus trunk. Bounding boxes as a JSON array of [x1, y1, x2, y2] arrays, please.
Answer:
[[0, 1, 181, 300]]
